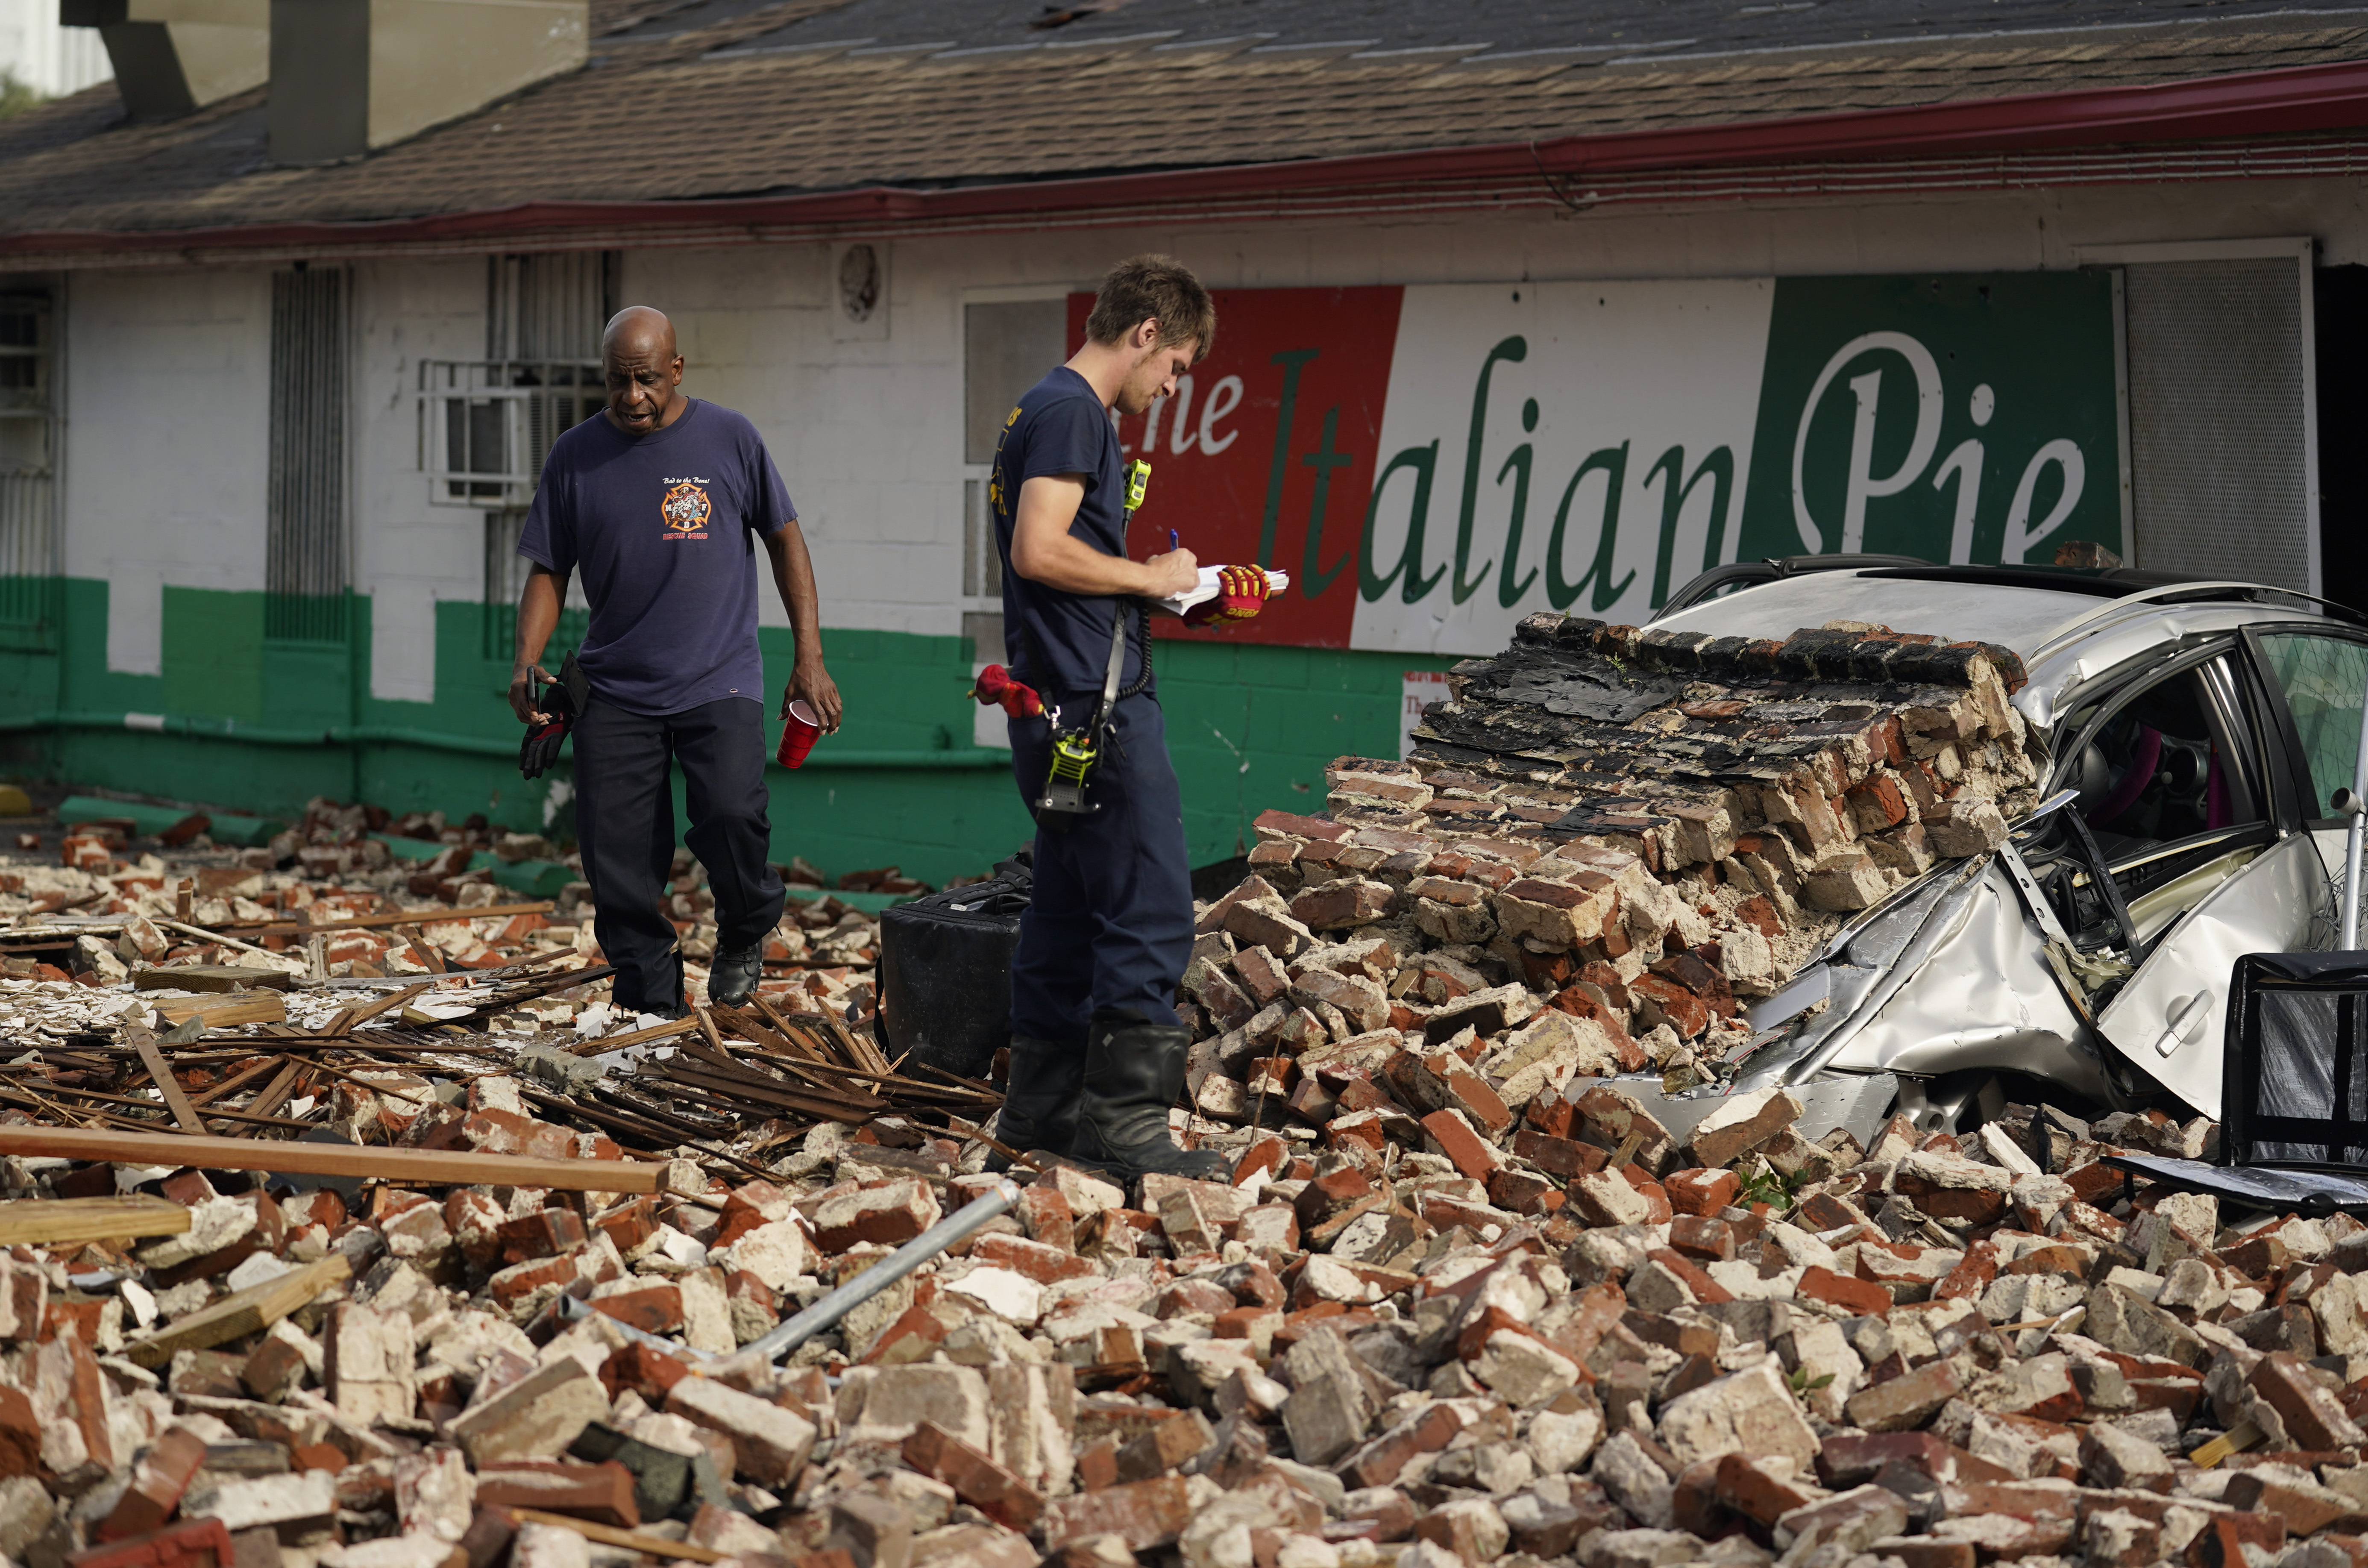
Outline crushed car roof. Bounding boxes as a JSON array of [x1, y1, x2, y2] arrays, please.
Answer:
[[1654, 568, 2339, 660]]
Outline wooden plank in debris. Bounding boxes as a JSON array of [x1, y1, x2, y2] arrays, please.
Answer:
[[154, 919, 292, 963], [119, 1253, 351, 1369], [325, 981, 432, 1037], [151, 992, 288, 1028], [748, 992, 827, 1060], [561, 1015, 700, 1058], [657, 1062, 881, 1124], [506, 1510, 726, 1564], [0, 1194, 192, 1248], [125, 1020, 207, 1134], [132, 965, 299, 994], [244, 1060, 305, 1124], [0, 1126, 673, 1194], [32, 1085, 319, 1130], [230, 901, 555, 936], [185, 1058, 283, 1108], [813, 1007, 891, 1076]]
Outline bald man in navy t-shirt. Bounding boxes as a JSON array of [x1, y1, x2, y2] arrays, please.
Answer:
[[512, 306, 839, 1019]]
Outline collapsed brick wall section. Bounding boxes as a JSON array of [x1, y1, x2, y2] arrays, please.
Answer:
[[1180, 615, 2041, 1138]]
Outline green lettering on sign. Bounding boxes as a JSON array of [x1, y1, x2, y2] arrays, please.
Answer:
[[1735, 273, 2122, 568], [1361, 443, 1445, 605], [1644, 445, 1735, 608], [1256, 348, 1321, 569], [1453, 335, 1526, 605], [1299, 406, 1357, 599], [1547, 443, 1633, 614]]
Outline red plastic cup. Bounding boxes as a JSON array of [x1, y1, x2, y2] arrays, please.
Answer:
[[777, 700, 823, 769]]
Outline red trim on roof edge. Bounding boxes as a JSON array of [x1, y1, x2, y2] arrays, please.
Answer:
[[9, 53, 2368, 255]]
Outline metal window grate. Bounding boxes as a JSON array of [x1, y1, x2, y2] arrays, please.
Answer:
[[490, 252, 613, 362], [0, 287, 57, 641], [471, 254, 612, 660], [267, 267, 350, 643], [2124, 258, 2312, 592], [421, 359, 605, 509], [421, 253, 617, 512]]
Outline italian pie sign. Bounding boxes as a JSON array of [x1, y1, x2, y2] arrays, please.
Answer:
[[1068, 272, 2123, 655]]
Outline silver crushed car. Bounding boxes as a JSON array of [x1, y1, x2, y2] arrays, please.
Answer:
[[1611, 559, 2367, 1146]]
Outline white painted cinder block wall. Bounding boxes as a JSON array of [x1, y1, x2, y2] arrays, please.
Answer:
[[54, 169, 2368, 692], [352, 257, 487, 703], [64, 267, 271, 677]]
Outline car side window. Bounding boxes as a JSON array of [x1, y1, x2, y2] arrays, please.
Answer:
[[2064, 655, 2265, 859], [2043, 649, 2280, 954], [2256, 631, 2368, 821]]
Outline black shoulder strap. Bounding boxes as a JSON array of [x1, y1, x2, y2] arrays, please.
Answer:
[[1089, 598, 1133, 734]]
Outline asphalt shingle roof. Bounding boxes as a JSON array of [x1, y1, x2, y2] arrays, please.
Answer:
[[1, 0, 2362, 240]]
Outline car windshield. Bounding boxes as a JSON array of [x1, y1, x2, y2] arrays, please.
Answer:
[[1653, 570, 2100, 655]]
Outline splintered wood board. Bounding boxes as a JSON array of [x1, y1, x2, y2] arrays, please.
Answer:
[[0, 1125, 668, 1194], [134, 965, 297, 994], [150, 992, 288, 1027], [0, 1195, 191, 1248], [120, 1253, 350, 1368], [507, 1511, 726, 1564]]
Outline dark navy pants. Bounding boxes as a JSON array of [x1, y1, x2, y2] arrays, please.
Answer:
[[573, 695, 786, 1016], [1007, 691, 1193, 1046]]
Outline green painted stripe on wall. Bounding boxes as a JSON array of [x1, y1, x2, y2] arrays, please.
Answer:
[[0, 578, 1453, 885]]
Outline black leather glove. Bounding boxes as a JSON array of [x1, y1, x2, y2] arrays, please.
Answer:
[[519, 652, 591, 779]]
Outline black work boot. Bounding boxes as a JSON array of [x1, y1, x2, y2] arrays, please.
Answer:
[[707, 945, 763, 1008], [1071, 1013, 1231, 1183], [986, 1034, 1082, 1172]]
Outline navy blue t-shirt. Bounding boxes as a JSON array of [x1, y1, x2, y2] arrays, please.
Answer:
[[990, 367, 1148, 700], [518, 399, 794, 716]]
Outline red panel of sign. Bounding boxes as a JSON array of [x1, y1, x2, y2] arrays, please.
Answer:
[[1066, 287, 1404, 648]]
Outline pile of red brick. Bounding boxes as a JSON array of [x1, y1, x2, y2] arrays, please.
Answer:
[[4, 794, 892, 1019], [12, 1081, 2368, 1568], [1175, 613, 2039, 1126], [8, 614, 2368, 1568]]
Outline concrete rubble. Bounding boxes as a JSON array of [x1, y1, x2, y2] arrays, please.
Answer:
[[0, 616, 2361, 1568]]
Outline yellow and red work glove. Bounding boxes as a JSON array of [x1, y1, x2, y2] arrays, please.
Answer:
[[1184, 564, 1274, 628], [969, 664, 1043, 720]]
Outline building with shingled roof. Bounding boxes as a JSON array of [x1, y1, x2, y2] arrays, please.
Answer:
[[0, 0, 2361, 879]]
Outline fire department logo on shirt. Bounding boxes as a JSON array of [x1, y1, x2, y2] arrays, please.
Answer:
[[661, 481, 711, 539]]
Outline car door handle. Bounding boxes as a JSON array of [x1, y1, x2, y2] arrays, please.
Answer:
[[2152, 992, 2211, 1057]]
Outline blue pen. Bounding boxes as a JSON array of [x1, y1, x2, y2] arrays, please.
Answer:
[[1170, 529, 1179, 551]]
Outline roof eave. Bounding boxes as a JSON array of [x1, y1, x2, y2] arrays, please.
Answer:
[[8, 52, 2367, 258]]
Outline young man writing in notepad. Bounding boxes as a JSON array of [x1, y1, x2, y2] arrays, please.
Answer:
[[986, 255, 1268, 1183]]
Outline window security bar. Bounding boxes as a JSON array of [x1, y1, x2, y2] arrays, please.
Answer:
[[417, 359, 604, 508]]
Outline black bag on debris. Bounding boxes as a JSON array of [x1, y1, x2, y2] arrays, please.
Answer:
[[2105, 950, 2368, 1214], [876, 856, 1030, 1080], [2222, 950, 2368, 1169]]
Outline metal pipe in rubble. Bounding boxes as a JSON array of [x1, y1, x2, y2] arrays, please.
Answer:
[[740, 1176, 1024, 1363], [2342, 694, 2368, 950]]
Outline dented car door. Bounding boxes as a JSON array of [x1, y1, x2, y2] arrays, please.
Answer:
[[2091, 832, 2326, 1116], [2086, 638, 2327, 1116]]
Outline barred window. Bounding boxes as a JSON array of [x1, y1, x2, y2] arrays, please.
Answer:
[[267, 265, 350, 643], [474, 254, 610, 658], [0, 283, 57, 640]]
